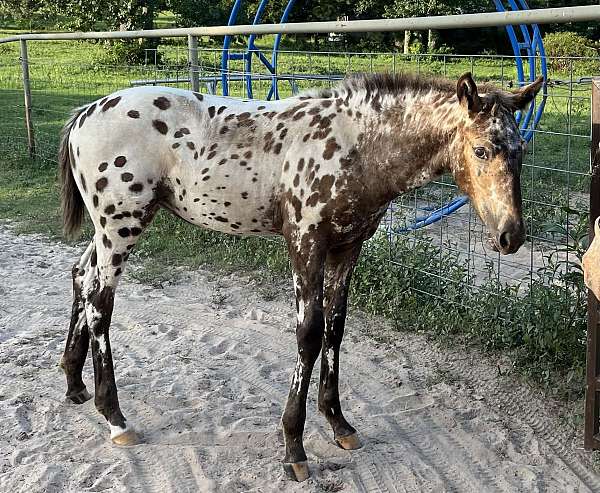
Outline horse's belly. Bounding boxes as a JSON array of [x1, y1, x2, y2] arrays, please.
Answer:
[[168, 175, 279, 236]]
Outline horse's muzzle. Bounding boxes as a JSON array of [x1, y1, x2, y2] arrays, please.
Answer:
[[488, 221, 525, 255]]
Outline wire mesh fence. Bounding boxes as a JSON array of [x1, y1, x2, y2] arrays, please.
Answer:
[[0, 37, 595, 340]]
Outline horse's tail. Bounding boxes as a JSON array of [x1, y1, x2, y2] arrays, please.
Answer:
[[59, 106, 86, 238]]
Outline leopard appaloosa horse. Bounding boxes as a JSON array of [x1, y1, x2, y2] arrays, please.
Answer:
[[59, 72, 542, 481]]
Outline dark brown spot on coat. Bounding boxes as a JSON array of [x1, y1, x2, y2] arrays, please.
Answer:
[[79, 173, 87, 192], [118, 227, 130, 238], [121, 172, 133, 182], [129, 183, 143, 192], [112, 254, 122, 266], [92, 195, 99, 208], [96, 178, 108, 192], [306, 192, 320, 207], [127, 110, 140, 118], [323, 137, 341, 160], [104, 204, 115, 214], [114, 156, 127, 167], [102, 234, 112, 248], [194, 92, 203, 101], [208, 106, 216, 118], [153, 97, 171, 110], [152, 120, 168, 134], [217, 106, 227, 115], [100, 216, 106, 228], [90, 249, 97, 267], [102, 96, 121, 112], [98, 162, 108, 172]]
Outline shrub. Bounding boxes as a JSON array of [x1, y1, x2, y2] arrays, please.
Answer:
[[543, 31, 599, 74], [91, 39, 162, 66]]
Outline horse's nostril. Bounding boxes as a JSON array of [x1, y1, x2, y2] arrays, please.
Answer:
[[499, 231, 510, 250]]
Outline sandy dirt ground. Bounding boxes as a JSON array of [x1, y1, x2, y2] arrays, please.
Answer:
[[1, 223, 600, 493]]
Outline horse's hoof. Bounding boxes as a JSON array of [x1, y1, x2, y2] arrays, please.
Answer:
[[111, 430, 140, 446], [335, 433, 362, 450], [66, 388, 92, 404], [283, 461, 310, 482]]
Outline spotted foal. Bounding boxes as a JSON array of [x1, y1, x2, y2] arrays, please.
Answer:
[[59, 72, 542, 481]]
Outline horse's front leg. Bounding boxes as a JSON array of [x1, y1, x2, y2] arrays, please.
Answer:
[[281, 242, 326, 482], [318, 242, 363, 450]]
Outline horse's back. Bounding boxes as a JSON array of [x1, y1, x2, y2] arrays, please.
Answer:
[[66, 86, 287, 236]]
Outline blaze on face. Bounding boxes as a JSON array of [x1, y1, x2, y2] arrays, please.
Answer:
[[451, 72, 544, 255]]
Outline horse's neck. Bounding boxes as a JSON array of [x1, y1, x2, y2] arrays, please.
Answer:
[[350, 87, 463, 202]]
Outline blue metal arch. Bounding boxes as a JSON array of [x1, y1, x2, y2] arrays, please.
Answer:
[[221, 0, 297, 99]]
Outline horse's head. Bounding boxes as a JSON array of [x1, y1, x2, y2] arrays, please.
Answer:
[[450, 73, 543, 255], [583, 218, 600, 299]]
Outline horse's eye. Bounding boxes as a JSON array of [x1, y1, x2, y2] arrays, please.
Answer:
[[474, 147, 488, 160]]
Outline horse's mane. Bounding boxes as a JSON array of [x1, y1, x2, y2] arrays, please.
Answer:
[[302, 72, 506, 102]]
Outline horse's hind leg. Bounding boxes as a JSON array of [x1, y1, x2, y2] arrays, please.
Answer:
[[83, 223, 150, 446], [61, 240, 95, 404], [318, 242, 363, 450]]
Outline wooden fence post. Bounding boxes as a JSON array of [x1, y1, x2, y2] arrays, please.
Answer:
[[188, 35, 200, 93], [19, 39, 35, 158], [585, 78, 600, 449]]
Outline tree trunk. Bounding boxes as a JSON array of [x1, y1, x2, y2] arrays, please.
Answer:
[[403, 30, 411, 54], [427, 29, 437, 53]]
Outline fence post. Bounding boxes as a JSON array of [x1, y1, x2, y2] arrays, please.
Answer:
[[19, 39, 35, 158], [585, 78, 600, 450], [188, 35, 200, 93]]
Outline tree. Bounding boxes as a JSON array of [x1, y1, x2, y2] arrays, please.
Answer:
[[383, 0, 471, 53]]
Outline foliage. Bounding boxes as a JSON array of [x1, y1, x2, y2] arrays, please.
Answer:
[[352, 222, 588, 397], [543, 31, 599, 74]]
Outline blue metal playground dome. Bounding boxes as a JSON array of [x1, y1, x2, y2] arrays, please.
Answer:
[[218, 0, 548, 230]]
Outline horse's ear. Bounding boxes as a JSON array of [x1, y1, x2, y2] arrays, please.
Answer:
[[456, 72, 481, 113], [509, 76, 544, 111]]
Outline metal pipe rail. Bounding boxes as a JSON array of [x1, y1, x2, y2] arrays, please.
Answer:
[[2, 6, 600, 44]]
